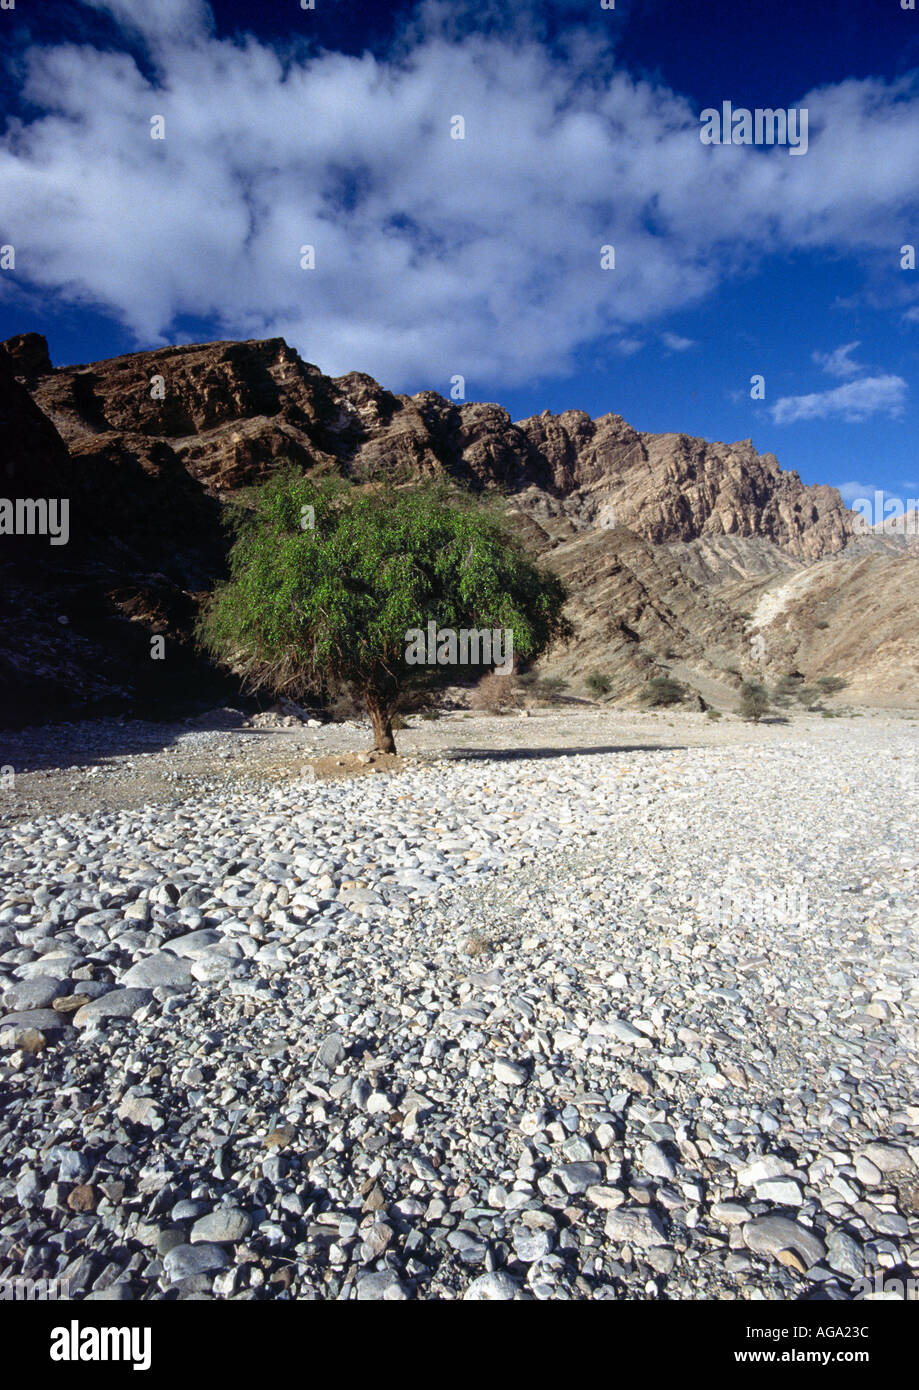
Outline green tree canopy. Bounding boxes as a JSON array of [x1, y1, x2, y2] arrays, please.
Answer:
[[197, 470, 569, 751]]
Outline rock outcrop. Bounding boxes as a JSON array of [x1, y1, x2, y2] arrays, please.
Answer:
[[26, 336, 855, 558]]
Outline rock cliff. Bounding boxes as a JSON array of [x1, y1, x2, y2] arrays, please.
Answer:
[[1, 331, 914, 723]]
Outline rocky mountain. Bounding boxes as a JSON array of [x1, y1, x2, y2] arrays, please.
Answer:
[[1, 330, 916, 724]]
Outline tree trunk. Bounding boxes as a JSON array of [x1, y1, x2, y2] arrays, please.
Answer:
[[366, 691, 396, 753]]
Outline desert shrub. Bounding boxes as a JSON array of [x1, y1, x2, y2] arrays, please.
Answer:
[[515, 673, 570, 703], [796, 686, 823, 709], [814, 620, 830, 629], [470, 671, 519, 713], [706, 708, 722, 720], [585, 671, 613, 697], [536, 675, 569, 700], [390, 713, 409, 731], [641, 675, 685, 707], [739, 680, 771, 722], [816, 675, 847, 695]]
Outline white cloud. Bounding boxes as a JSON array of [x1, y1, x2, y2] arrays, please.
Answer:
[[837, 480, 878, 501], [0, 0, 918, 386], [83, 0, 213, 43], [771, 375, 908, 424], [903, 305, 919, 323], [812, 341, 865, 377], [661, 331, 695, 351]]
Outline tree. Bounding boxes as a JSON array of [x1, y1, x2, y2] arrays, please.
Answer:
[[739, 679, 771, 722], [197, 470, 569, 752]]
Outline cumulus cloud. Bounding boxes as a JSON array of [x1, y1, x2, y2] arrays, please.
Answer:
[[812, 341, 865, 377], [837, 480, 879, 502], [660, 331, 695, 351], [771, 375, 908, 424], [83, 0, 214, 41], [1, 0, 918, 385]]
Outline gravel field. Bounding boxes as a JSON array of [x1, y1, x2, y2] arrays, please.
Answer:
[[0, 707, 917, 1301]]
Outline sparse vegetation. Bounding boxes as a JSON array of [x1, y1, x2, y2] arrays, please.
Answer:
[[706, 708, 722, 720], [796, 686, 824, 710], [585, 671, 613, 698], [641, 675, 685, 707], [739, 679, 771, 722], [517, 672, 570, 703], [536, 675, 570, 700], [765, 673, 846, 711], [470, 671, 519, 714]]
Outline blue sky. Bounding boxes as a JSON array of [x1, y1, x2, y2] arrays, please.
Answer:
[[2, 0, 919, 513]]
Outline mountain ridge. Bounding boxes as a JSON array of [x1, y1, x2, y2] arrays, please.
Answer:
[[1, 331, 916, 723]]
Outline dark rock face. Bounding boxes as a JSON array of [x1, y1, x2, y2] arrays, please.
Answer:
[[1, 332, 54, 384], [0, 343, 231, 726], [0, 348, 72, 497], [0, 331, 907, 725]]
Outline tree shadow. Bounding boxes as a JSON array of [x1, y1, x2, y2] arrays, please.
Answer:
[[0, 705, 252, 775], [439, 743, 687, 762]]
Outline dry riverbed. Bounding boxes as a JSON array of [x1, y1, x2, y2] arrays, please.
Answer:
[[0, 704, 917, 1301]]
